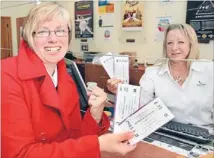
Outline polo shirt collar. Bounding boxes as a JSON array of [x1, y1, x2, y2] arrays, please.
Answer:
[[157, 59, 209, 76]]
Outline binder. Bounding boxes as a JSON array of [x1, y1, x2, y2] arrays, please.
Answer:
[[65, 58, 88, 117]]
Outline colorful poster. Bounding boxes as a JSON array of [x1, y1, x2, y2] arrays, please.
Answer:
[[155, 16, 171, 41], [186, 0, 214, 43], [98, 0, 114, 27], [75, 1, 94, 38], [122, 0, 144, 31]]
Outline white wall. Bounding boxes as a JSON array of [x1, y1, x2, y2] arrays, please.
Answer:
[[1, 1, 213, 63]]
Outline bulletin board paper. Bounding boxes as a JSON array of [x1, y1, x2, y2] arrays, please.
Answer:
[[155, 16, 172, 41], [98, 0, 115, 27]]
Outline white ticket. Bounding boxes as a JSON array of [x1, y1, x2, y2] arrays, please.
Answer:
[[114, 56, 129, 84], [99, 53, 114, 78], [99, 54, 129, 84], [113, 84, 141, 133], [115, 97, 174, 145]]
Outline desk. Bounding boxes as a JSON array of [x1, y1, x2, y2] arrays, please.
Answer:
[[101, 142, 213, 158], [101, 142, 184, 158]]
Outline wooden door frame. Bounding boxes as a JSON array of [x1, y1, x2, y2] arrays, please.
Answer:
[[1, 16, 13, 58], [16, 17, 26, 48]]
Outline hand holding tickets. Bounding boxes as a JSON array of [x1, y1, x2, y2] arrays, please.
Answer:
[[87, 82, 107, 123], [98, 132, 137, 155], [113, 84, 174, 145], [99, 53, 129, 84], [107, 78, 123, 94]]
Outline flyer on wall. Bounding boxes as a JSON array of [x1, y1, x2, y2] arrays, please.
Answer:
[[155, 16, 172, 41], [75, 1, 94, 38], [186, 0, 214, 43], [122, 0, 144, 31], [104, 29, 111, 40], [98, 0, 115, 27]]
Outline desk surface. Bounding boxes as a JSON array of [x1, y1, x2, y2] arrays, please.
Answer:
[[101, 142, 212, 158], [101, 142, 183, 158]]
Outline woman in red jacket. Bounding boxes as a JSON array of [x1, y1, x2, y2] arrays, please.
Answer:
[[1, 2, 136, 158]]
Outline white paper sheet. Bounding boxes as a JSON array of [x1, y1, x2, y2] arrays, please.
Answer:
[[113, 84, 141, 132], [99, 53, 129, 83], [114, 56, 129, 84], [113, 84, 174, 146], [99, 52, 114, 78]]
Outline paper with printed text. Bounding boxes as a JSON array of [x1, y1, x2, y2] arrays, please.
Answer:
[[99, 53, 129, 83], [113, 84, 174, 145]]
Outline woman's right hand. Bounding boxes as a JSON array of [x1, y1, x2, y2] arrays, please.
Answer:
[[98, 132, 137, 156], [106, 78, 123, 94]]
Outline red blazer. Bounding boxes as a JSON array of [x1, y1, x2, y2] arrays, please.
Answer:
[[1, 40, 110, 158]]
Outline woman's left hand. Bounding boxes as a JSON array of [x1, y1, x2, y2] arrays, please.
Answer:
[[88, 86, 107, 124]]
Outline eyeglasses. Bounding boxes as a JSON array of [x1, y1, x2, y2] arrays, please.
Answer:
[[33, 28, 70, 37]]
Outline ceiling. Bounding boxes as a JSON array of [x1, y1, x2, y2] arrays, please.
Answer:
[[1, 1, 36, 9]]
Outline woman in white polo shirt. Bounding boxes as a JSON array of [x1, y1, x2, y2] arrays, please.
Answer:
[[107, 24, 213, 130]]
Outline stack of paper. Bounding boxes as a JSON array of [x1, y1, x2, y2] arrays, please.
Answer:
[[99, 53, 129, 84]]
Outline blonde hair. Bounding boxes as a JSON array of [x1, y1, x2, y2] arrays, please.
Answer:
[[22, 2, 72, 48], [162, 24, 200, 60]]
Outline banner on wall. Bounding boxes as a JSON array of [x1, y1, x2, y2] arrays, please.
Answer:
[[155, 16, 172, 41], [122, 0, 144, 31], [186, 0, 214, 43], [98, 0, 114, 27], [75, 1, 94, 38]]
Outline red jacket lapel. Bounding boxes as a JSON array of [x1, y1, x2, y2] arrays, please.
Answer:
[[17, 40, 80, 128], [17, 40, 59, 110]]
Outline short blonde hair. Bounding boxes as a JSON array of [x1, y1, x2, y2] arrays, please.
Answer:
[[162, 24, 200, 60], [22, 2, 72, 48]]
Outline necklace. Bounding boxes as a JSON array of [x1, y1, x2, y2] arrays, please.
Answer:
[[174, 76, 182, 82], [168, 63, 188, 83]]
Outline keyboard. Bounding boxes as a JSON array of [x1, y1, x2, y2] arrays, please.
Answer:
[[157, 121, 214, 144], [144, 132, 196, 151]]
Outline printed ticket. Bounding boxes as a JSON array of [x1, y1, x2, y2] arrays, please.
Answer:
[[113, 84, 174, 145], [113, 84, 141, 133], [99, 54, 129, 83]]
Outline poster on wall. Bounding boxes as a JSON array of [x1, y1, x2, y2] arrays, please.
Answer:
[[122, 0, 144, 31], [186, 0, 214, 43], [75, 1, 94, 38], [98, 0, 114, 27], [155, 16, 172, 41]]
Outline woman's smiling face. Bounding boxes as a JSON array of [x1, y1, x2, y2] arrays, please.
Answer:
[[166, 29, 191, 60], [33, 18, 69, 64]]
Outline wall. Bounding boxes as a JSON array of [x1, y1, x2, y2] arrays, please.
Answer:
[[1, 1, 213, 63]]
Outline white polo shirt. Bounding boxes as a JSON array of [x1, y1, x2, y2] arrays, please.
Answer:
[[139, 60, 214, 128]]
